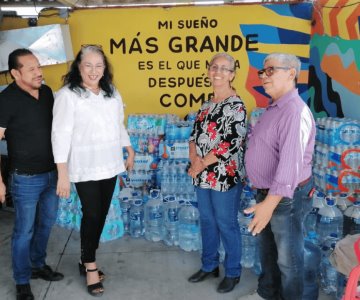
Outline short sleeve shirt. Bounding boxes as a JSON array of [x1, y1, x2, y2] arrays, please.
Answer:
[[0, 82, 55, 173], [189, 95, 247, 192]]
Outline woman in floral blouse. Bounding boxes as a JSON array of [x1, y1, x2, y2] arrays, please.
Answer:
[[187, 53, 247, 294]]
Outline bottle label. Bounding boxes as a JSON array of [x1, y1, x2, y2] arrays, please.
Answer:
[[150, 211, 163, 220], [180, 224, 199, 233], [320, 217, 332, 224], [167, 208, 178, 222], [130, 212, 141, 221]]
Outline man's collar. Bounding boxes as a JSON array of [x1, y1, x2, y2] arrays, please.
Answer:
[[269, 88, 298, 108], [11, 81, 43, 94]]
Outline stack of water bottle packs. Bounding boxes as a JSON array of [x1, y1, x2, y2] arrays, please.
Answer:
[[117, 113, 203, 252], [313, 117, 360, 195], [125, 113, 195, 189], [119, 188, 202, 252], [56, 179, 124, 242], [303, 189, 360, 299]]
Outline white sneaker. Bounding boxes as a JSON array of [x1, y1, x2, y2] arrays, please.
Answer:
[[237, 290, 264, 300]]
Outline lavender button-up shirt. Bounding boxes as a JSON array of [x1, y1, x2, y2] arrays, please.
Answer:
[[245, 89, 316, 198]]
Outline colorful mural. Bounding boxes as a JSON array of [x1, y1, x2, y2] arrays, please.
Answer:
[[241, 3, 313, 107], [309, 0, 360, 120]]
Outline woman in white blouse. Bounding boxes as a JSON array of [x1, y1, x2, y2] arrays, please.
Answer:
[[52, 45, 134, 297]]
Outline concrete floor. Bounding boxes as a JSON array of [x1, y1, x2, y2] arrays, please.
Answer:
[[0, 209, 334, 300]]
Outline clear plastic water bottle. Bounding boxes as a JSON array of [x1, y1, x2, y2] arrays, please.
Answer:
[[239, 211, 256, 268], [303, 232, 321, 300], [166, 122, 177, 142], [344, 149, 360, 170], [64, 193, 79, 229], [336, 272, 347, 300], [168, 161, 177, 195], [252, 237, 262, 276], [141, 183, 150, 205], [174, 161, 182, 195], [184, 192, 197, 208], [320, 234, 340, 296], [343, 200, 360, 236], [316, 196, 343, 244], [56, 198, 70, 228], [129, 198, 144, 238], [304, 190, 325, 237], [178, 161, 189, 194], [144, 191, 164, 242], [240, 186, 255, 213], [178, 203, 200, 252], [186, 111, 197, 122], [163, 195, 181, 246], [119, 196, 131, 235], [74, 205, 82, 231], [336, 193, 352, 212], [161, 161, 170, 196]]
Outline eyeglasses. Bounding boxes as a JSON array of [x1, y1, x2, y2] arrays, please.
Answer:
[[257, 66, 291, 78], [81, 44, 103, 50], [82, 63, 105, 72], [257, 66, 290, 78], [209, 65, 234, 73]]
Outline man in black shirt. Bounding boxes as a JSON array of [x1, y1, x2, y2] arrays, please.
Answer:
[[0, 49, 64, 300]]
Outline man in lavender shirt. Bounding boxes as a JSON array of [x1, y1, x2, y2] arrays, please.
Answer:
[[238, 53, 316, 300]]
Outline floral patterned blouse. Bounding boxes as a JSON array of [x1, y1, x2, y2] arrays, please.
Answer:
[[189, 95, 247, 192]]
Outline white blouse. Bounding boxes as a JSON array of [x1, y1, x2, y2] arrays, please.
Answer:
[[52, 86, 131, 182]]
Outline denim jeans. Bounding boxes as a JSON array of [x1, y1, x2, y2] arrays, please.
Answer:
[[256, 179, 313, 300], [10, 170, 59, 284], [196, 183, 243, 277]]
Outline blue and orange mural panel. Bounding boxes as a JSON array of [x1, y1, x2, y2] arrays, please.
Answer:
[[309, 0, 360, 120]]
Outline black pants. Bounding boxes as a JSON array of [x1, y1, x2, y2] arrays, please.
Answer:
[[75, 176, 117, 263]]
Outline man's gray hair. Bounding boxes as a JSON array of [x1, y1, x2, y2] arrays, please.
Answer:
[[264, 53, 301, 80]]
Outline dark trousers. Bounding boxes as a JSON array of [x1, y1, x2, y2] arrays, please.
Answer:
[[75, 176, 117, 263]]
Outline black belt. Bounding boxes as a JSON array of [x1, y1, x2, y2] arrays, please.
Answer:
[[257, 177, 312, 196], [12, 169, 54, 176]]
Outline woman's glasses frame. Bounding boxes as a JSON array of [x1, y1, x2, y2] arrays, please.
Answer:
[[208, 65, 234, 74]]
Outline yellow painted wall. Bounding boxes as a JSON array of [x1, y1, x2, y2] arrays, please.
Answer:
[[0, 4, 312, 118]]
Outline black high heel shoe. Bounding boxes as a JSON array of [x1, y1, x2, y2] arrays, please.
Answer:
[[79, 262, 105, 281], [85, 267, 104, 297]]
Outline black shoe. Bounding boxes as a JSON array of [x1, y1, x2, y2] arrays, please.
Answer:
[[16, 284, 34, 300], [188, 267, 219, 283], [86, 267, 104, 297], [79, 261, 105, 281], [31, 265, 64, 281], [217, 276, 240, 293]]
